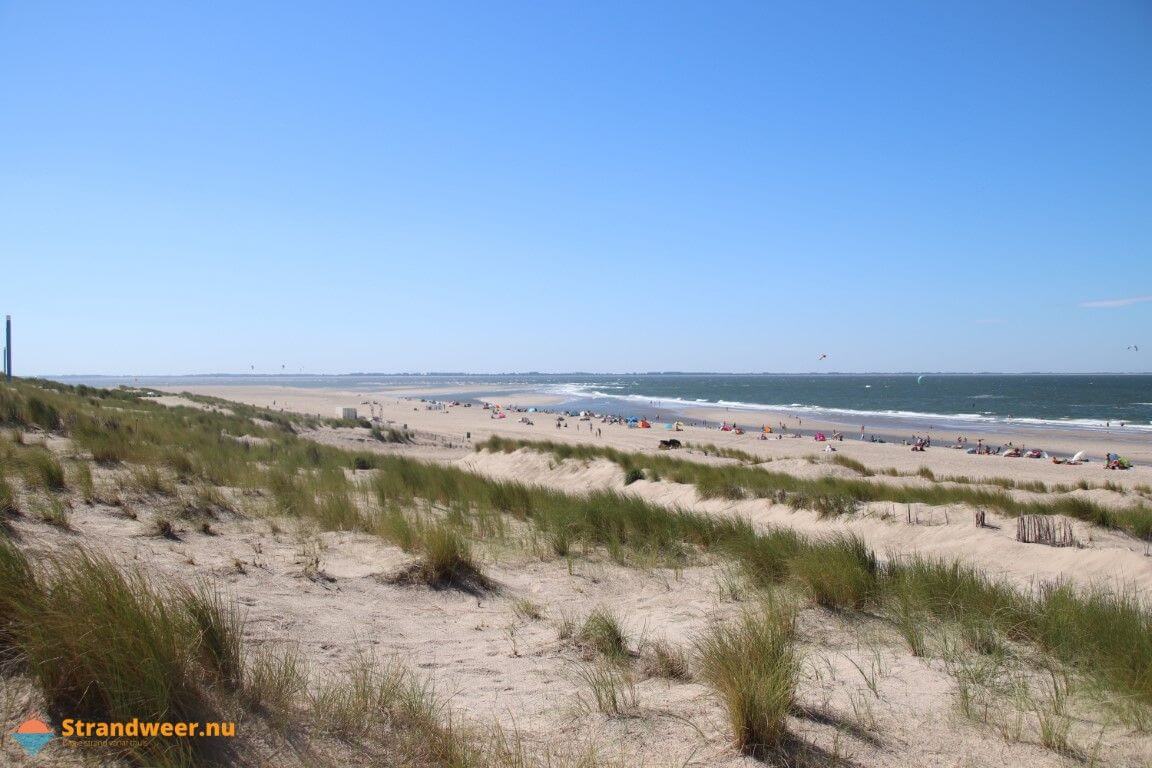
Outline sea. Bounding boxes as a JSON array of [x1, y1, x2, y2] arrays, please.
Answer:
[[51, 373, 1152, 437]]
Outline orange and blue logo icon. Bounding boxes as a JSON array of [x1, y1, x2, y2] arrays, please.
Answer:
[[12, 717, 55, 756]]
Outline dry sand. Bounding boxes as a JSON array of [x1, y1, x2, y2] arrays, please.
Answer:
[[169, 383, 1152, 488], [8, 384, 1149, 767], [6, 486, 1149, 767], [160, 384, 1152, 594]]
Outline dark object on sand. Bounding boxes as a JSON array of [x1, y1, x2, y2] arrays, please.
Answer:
[[1017, 515, 1076, 547], [658, 439, 682, 450]]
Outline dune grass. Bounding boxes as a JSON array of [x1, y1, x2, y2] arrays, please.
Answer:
[[0, 536, 37, 658], [26, 450, 67, 492], [0, 541, 234, 766], [243, 644, 310, 728], [310, 651, 413, 735], [576, 607, 631, 662], [415, 523, 485, 588], [696, 603, 799, 756], [576, 661, 640, 717], [790, 533, 878, 610], [0, 472, 17, 516], [371, 425, 413, 444], [478, 435, 1152, 540], [0, 436, 70, 493], [0, 534, 560, 767], [830, 454, 874, 476], [3, 378, 1151, 711], [682, 442, 764, 463], [886, 556, 1152, 705], [367, 436, 1152, 705], [640, 638, 691, 680]]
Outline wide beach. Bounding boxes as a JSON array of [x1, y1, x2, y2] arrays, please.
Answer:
[[165, 380, 1152, 485]]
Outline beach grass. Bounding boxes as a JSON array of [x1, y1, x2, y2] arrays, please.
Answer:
[[243, 644, 310, 727], [416, 522, 484, 588], [3, 378, 1151, 711], [696, 602, 799, 755], [0, 472, 18, 516], [477, 435, 1152, 540], [0, 543, 230, 766], [576, 607, 631, 662], [830, 454, 874, 476], [0, 532, 546, 767], [576, 661, 640, 716], [790, 533, 877, 610], [640, 638, 691, 680]]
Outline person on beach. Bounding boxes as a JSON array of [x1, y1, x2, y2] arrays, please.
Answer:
[[860, 425, 866, 440]]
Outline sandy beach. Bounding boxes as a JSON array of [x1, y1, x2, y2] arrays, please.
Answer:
[[167, 383, 1152, 488], [9, 6, 1151, 766], [162, 382, 1152, 593], [5, 377, 1152, 768]]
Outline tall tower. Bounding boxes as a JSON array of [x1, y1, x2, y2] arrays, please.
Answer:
[[4, 315, 10, 381]]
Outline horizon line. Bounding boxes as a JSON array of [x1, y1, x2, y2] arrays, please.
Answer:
[[38, 370, 1152, 378]]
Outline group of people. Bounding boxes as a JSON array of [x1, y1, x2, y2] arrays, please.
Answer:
[[1105, 452, 1134, 470], [430, 397, 1140, 472], [906, 434, 933, 451]]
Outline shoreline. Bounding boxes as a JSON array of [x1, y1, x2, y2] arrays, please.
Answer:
[[50, 374, 1152, 436], [382, 384, 1152, 462], [158, 383, 1152, 479]]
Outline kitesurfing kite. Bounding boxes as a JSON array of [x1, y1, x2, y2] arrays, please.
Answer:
[[818, 353, 828, 361], [1128, 345, 1139, 351]]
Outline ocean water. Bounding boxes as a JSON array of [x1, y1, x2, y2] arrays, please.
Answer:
[[53, 373, 1152, 434], [546, 374, 1152, 434]]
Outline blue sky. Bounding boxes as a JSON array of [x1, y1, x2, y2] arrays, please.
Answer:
[[1, 1, 1149, 375]]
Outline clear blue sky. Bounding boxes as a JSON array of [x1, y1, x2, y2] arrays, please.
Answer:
[[1, 1, 1149, 375]]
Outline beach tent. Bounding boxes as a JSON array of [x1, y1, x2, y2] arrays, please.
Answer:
[[639, 420, 651, 428], [674, 421, 685, 431], [627, 417, 639, 428], [1071, 451, 1087, 463]]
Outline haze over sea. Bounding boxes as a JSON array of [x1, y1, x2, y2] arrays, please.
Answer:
[[53, 373, 1152, 435]]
